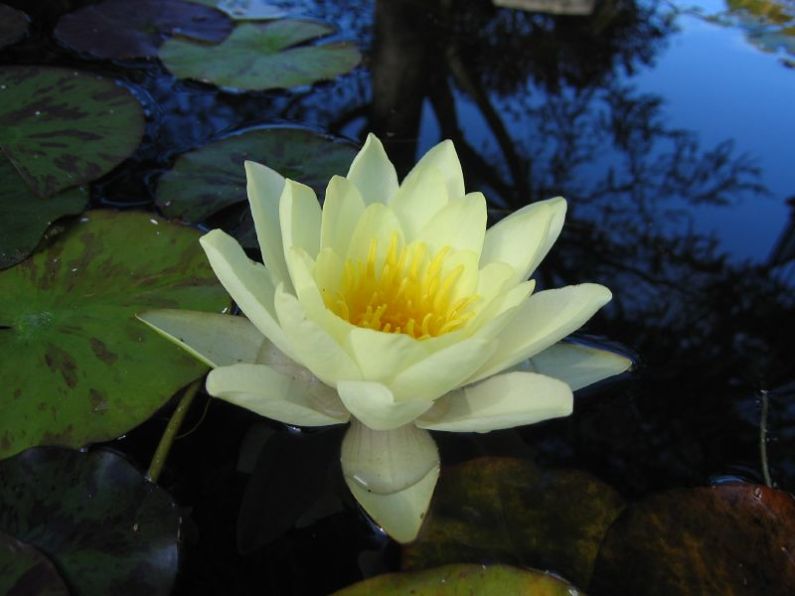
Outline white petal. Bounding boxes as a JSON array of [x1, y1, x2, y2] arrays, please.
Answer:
[[388, 164, 448, 240], [320, 175, 366, 258], [520, 342, 632, 391], [341, 420, 439, 543], [206, 363, 350, 426], [416, 192, 487, 257], [244, 160, 291, 286], [404, 139, 465, 200], [417, 371, 573, 432], [346, 133, 399, 205], [279, 179, 322, 264], [345, 202, 405, 266], [480, 196, 567, 283], [199, 230, 294, 359], [336, 381, 433, 431], [471, 283, 612, 382], [347, 327, 427, 382], [137, 309, 264, 367]]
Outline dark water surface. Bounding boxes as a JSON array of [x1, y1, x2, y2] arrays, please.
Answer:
[[2, 0, 793, 593]]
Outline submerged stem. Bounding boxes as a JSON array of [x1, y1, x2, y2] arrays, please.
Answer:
[[759, 389, 773, 488], [147, 380, 201, 483]]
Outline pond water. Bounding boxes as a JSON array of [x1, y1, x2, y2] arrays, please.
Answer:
[[0, 0, 793, 594]]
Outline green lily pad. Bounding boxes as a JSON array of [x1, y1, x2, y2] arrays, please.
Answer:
[[0, 210, 229, 460], [590, 483, 795, 595], [54, 0, 233, 60], [0, 4, 30, 50], [0, 531, 69, 596], [0, 447, 180, 596], [0, 160, 88, 270], [189, 0, 286, 20], [334, 564, 584, 595], [156, 127, 358, 222], [159, 20, 361, 91], [403, 457, 625, 588], [0, 66, 145, 198]]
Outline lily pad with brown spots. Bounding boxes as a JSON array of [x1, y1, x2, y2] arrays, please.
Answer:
[[0, 530, 69, 596], [0, 210, 229, 460], [0, 159, 88, 270], [159, 20, 361, 91], [0, 4, 30, 50], [0, 447, 180, 596], [402, 457, 625, 588], [589, 483, 795, 595], [54, 0, 232, 60], [334, 563, 584, 595], [0, 66, 145, 198], [156, 126, 358, 222]]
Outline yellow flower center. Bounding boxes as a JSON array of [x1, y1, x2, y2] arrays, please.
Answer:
[[325, 234, 478, 339]]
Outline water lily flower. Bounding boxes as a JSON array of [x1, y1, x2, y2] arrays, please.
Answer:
[[139, 134, 631, 543]]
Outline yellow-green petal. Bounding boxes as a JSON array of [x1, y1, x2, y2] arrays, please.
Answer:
[[416, 192, 487, 257], [346, 133, 399, 205], [320, 174, 366, 258], [388, 164, 449, 239], [336, 381, 433, 431], [279, 178, 322, 262], [521, 342, 632, 391], [402, 138, 465, 200]]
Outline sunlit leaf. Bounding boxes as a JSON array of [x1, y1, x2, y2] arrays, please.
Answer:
[[159, 20, 361, 91], [0, 530, 69, 596], [0, 4, 29, 50], [0, 447, 180, 596], [0, 66, 145, 198], [0, 210, 229, 460]]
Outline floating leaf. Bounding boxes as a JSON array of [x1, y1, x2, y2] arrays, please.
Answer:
[[334, 563, 584, 595], [159, 20, 361, 91], [0, 4, 30, 49], [0, 531, 69, 596], [54, 0, 233, 60], [156, 127, 358, 222], [0, 447, 180, 596], [590, 483, 795, 595], [189, 0, 286, 20], [0, 210, 229, 460], [0, 66, 145, 198], [0, 160, 88, 269], [403, 457, 625, 588]]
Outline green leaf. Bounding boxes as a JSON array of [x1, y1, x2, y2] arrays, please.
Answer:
[[54, 0, 233, 60], [189, 0, 286, 21], [590, 483, 795, 595], [0, 4, 30, 50], [0, 160, 88, 270], [0, 210, 230, 460], [334, 564, 584, 595], [0, 66, 145, 198], [0, 530, 70, 596], [403, 457, 625, 588], [159, 20, 361, 91], [156, 126, 358, 222], [0, 447, 180, 596]]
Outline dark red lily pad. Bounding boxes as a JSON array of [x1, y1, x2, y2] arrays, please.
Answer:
[[0, 66, 145, 198], [335, 563, 584, 595], [0, 447, 180, 596], [590, 483, 795, 595], [0, 4, 30, 50], [0, 531, 69, 596], [54, 0, 232, 60], [403, 457, 625, 588]]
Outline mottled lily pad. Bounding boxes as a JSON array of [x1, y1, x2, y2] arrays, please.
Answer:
[[189, 0, 286, 20], [590, 483, 795, 595], [159, 20, 361, 91], [0, 447, 180, 596], [156, 127, 358, 222], [0, 531, 69, 596], [334, 564, 584, 595], [0, 210, 229, 460], [0, 66, 145, 198], [0, 4, 30, 49], [0, 160, 88, 270], [403, 457, 625, 588], [54, 0, 233, 60]]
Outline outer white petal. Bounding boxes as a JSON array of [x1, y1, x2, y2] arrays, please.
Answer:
[[206, 363, 350, 426], [388, 164, 448, 240], [137, 310, 264, 368], [520, 342, 633, 391], [346, 133, 399, 205], [347, 327, 427, 382], [417, 371, 573, 432], [320, 175, 366, 258], [279, 179, 322, 273], [244, 160, 291, 287], [416, 192, 487, 257], [341, 420, 440, 543], [480, 196, 567, 283], [199, 230, 294, 359], [336, 381, 434, 431], [471, 283, 612, 382], [403, 139, 465, 200]]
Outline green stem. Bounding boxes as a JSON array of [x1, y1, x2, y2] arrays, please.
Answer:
[[147, 380, 201, 483], [759, 389, 773, 488]]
